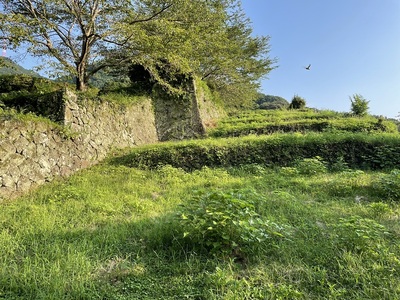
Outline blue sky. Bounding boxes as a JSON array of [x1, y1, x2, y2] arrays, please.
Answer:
[[241, 0, 400, 118], [4, 1, 399, 118]]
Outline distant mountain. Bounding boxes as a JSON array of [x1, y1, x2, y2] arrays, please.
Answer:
[[0, 57, 40, 76]]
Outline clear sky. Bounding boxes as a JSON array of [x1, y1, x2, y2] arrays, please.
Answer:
[[241, 0, 400, 118], [4, 1, 399, 118]]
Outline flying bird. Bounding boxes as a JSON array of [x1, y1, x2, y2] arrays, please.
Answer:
[[305, 64, 311, 70]]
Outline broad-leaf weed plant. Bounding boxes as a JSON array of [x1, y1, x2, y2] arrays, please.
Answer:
[[1, 150, 400, 299], [176, 189, 291, 259]]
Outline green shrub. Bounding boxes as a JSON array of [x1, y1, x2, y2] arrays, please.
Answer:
[[294, 156, 327, 175], [236, 163, 269, 175], [288, 95, 306, 109], [329, 156, 350, 172], [255, 94, 289, 110], [176, 190, 289, 258], [363, 145, 400, 170], [0, 75, 66, 122], [350, 94, 369, 116], [367, 202, 392, 218], [0, 74, 36, 93], [279, 166, 299, 176], [114, 133, 400, 171]]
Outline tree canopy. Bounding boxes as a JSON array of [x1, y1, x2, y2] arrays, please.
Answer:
[[289, 95, 306, 110], [0, 0, 276, 107]]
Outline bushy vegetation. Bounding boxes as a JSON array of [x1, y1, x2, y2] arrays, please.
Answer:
[[294, 156, 328, 175], [288, 95, 306, 109], [255, 94, 289, 110], [1, 160, 399, 299], [1, 108, 400, 299], [375, 169, 400, 200], [113, 132, 400, 171], [177, 190, 290, 258], [350, 94, 370, 116], [208, 109, 398, 138], [0, 74, 67, 121]]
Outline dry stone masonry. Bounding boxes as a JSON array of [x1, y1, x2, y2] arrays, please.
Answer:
[[0, 79, 222, 200]]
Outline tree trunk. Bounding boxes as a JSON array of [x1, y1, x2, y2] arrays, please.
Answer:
[[76, 77, 87, 91], [76, 63, 87, 91]]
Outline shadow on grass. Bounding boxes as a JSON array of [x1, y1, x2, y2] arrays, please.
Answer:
[[2, 210, 217, 299]]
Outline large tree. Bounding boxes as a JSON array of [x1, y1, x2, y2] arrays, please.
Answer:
[[111, 0, 234, 92], [0, 0, 276, 103], [114, 0, 276, 106], [0, 0, 172, 90], [198, 2, 276, 107]]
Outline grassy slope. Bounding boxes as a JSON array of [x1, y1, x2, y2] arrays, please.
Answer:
[[0, 109, 399, 299], [208, 109, 399, 137]]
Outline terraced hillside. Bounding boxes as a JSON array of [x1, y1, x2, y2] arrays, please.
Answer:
[[1, 108, 399, 299], [208, 109, 398, 137], [115, 109, 400, 171]]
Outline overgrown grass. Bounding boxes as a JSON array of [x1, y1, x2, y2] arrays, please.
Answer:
[[1, 160, 399, 299], [113, 132, 400, 171], [0, 107, 76, 139], [209, 109, 398, 137], [1, 107, 400, 299], [0, 74, 149, 119]]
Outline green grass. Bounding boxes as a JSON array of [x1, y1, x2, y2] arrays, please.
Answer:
[[113, 132, 400, 171], [1, 160, 399, 299], [0, 107, 77, 139], [1, 108, 400, 299], [209, 109, 398, 137]]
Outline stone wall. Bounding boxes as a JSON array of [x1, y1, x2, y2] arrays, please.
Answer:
[[194, 80, 226, 129], [152, 86, 205, 141], [1, 118, 93, 198], [152, 78, 224, 141], [63, 90, 158, 148], [0, 79, 223, 200], [0, 90, 159, 200]]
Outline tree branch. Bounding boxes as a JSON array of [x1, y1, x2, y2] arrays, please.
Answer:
[[128, 3, 173, 25]]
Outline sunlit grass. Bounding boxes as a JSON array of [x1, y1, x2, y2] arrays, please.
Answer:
[[209, 109, 398, 137], [0, 161, 399, 299]]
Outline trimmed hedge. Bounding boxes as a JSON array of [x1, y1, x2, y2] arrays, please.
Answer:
[[112, 133, 400, 171], [209, 110, 399, 138], [209, 118, 398, 137]]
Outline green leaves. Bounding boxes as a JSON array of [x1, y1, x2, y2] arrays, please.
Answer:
[[289, 95, 306, 110], [116, 0, 275, 105], [114, 131, 400, 171], [350, 94, 370, 116], [176, 189, 290, 258], [294, 156, 327, 175], [332, 216, 390, 253], [1, 0, 131, 89], [375, 169, 400, 201], [2, 0, 276, 98]]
